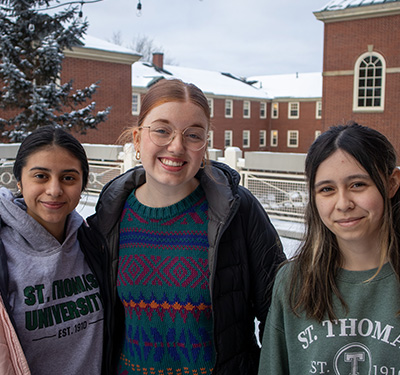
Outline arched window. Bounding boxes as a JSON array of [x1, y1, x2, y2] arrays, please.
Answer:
[[353, 52, 386, 112]]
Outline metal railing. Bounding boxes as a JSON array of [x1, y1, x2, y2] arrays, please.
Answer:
[[86, 160, 124, 193], [0, 161, 16, 192], [241, 171, 307, 222]]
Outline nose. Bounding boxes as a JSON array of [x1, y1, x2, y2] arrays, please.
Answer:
[[167, 131, 185, 153], [46, 179, 63, 197], [336, 189, 354, 211]]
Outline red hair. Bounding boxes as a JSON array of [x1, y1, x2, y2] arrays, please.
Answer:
[[137, 79, 211, 129]]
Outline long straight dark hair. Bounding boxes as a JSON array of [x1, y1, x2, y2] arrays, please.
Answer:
[[288, 123, 400, 321]]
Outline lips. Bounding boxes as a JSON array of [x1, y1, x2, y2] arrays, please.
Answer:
[[41, 201, 66, 209], [335, 217, 363, 227]]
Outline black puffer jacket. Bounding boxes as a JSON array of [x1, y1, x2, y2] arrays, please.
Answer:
[[86, 161, 286, 374]]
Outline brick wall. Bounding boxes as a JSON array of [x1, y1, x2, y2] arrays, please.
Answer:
[[62, 56, 135, 145], [269, 100, 322, 153]]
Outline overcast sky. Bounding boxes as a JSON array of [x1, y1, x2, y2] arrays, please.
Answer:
[[81, 0, 328, 78]]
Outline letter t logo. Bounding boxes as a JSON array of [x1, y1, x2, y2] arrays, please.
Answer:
[[344, 352, 365, 375]]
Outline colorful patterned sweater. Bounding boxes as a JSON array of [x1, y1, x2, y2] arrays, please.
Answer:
[[117, 186, 215, 375]]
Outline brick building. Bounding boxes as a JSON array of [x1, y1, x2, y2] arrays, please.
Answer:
[[63, 36, 140, 145], [314, 0, 400, 153], [249, 72, 323, 153]]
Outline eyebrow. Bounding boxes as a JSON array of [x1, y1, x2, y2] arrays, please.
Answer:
[[314, 173, 371, 189], [29, 167, 81, 174], [151, 118, 170, 125], [151, 118, 206, 128]]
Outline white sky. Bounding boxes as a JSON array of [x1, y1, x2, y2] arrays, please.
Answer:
[[81, 0, 327, 78]]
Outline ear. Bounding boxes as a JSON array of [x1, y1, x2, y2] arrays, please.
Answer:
[[132, 127, 141, 151], [388, 167, 400, 198], [17, 182, 22, 192]]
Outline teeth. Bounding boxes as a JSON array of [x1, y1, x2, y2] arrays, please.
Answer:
[[161, 158, 184, 167]]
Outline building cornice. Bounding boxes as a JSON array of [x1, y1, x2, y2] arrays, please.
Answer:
[[314, 2, 400, 23], [271, 97, 321, 102], [64, 46, 141, 65], [323, 67, 400, 76]]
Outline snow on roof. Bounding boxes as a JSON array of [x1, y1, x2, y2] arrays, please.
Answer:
[[81, 35, 140, 56], [132, 62, 270, 99], [318, 0, 400, 11], [248, 72, 322, 99]]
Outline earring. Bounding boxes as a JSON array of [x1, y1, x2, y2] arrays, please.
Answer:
[[200, 156, 206, 169], [135, 150, 141, 160]]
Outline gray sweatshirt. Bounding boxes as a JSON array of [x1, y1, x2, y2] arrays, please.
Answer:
[[0, 188, 103, 375]]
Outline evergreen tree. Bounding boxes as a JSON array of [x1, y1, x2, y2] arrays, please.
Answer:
[[0, 0, 110, 141]]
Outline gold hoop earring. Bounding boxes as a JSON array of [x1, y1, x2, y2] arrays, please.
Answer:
[[135, 150, 141, 160], [200, 156, 206, 169]]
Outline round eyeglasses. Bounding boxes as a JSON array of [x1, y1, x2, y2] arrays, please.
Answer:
[[141, 124, 208, 151]]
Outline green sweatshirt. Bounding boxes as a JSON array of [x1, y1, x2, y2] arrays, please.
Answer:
[[259, 262, 400, 375]]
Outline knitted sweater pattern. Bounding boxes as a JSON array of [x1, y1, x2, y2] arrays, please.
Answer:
[[117, 186, 214, 375]]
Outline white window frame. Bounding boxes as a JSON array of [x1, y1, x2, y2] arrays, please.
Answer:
[[288, 102, 299, 119], [271, 102, 279, 119], [207, 98, 214, 118], [243, 101, 250, 118], [243, 130, 250, 148], [132, 93, 140, 115], [287, 130, 299, 148], [208, 130, 214, 148], [225, 99, 233, 118], [316, 101, 322, 119], [260, 102, 267, 119], [353, 51, 386, 112], [224, 130, 233, 147], [315, 130, 321, 139], [270, 130, 278, 147], [259, 130, 266, 147]]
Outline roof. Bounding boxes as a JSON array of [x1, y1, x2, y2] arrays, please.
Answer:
[[81, 35, 140, 56], [318, 0, 400, 11], [65, 35, 141, 65], [132, 62, 270, 99], [248, 72, 322, 99]]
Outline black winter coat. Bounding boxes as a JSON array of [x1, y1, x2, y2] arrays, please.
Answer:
[[84, 161, 286, 374]]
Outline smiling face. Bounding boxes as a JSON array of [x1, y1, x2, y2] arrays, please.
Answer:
[[17, 146, 83, 242], [314, 149, 385, 264], [133, 100, 208, 205]]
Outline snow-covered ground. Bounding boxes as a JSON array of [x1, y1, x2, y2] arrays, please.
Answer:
[[77, 194, 303, 259]]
